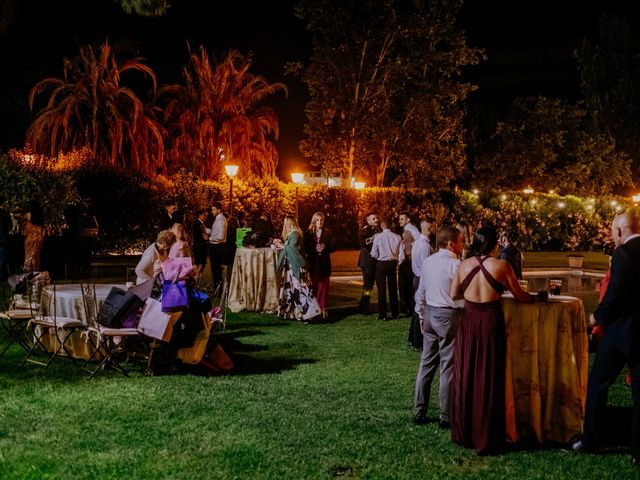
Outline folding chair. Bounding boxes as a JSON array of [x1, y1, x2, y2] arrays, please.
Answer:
[[21, 282, 86, 368], [0, 274, 48, 359], [210, 280, 228, 332], [81, 282, 142, 378]]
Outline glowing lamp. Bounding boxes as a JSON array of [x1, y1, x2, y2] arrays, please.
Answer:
[[632, 194, 640, 203], [354, 181, 366, 190], [523, 187, 534, 194], [558, 202, 565, 209], [225, 164, 239, 178], [472, 189, 479, 195]]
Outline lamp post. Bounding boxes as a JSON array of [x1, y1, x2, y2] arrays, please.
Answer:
[[225, 165, 239, 217], [291, 172, 305, 218]]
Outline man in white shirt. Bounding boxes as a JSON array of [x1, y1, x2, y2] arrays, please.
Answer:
[[370, 217, 404, 320], [399, 212, 421, 316], [208, 202, 228, 292], [408, 217, 436, 349], [413, 226, 465, 427]]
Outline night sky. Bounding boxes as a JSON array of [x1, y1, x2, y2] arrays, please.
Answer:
[[0, 0, 638, 178]]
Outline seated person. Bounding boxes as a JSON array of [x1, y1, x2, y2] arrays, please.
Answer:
[[135, 230, 177, 284]]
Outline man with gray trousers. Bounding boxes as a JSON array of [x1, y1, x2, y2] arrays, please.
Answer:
[[412, 226, 465, 427]]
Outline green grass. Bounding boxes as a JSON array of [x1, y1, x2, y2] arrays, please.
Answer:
[[0, 251, 635, 479]]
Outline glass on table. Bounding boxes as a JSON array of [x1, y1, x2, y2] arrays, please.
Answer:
[[548, 279, 562, 296]]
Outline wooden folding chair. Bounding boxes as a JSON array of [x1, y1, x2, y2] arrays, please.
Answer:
[[21, 282, 86, 368], [81, 283, 143, 378]]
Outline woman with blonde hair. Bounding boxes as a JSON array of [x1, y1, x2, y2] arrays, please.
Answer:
[[304, 212, 334, 319], [274, 215, 320, 322], [169, 222, 191, 259], [135, 230, 177, 284]]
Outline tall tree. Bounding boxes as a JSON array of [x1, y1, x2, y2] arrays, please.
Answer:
[[292, 0, 483, 187], [575, 14, 640, 180], [26, 41, 165, 175], [474, 96, 632, 195], [159, 48, 286, 178]]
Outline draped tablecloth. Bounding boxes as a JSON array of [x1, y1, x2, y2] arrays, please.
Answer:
[[503, 294, 588, 444], [228, 247, 280, 313], [41, 284, 123, 325]]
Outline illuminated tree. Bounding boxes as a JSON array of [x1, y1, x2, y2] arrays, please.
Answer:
[[293, 0, 483, 187], [26, 41, 165, 175], [159, 48, 286, 178]]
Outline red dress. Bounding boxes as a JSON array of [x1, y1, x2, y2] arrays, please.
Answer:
[[450, 256, 506, 455]]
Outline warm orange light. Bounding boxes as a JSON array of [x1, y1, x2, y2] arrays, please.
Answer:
[[225, 164, 239, 178], [523, 186, 534, 194], [632, 194, 640, 203], [291, 172, 305, 184]]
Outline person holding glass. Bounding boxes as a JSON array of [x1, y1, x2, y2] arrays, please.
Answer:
[[304, 212, 334, 320]]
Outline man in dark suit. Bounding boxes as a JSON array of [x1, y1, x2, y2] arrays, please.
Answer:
[[357, 213, 380, 314], [573, 209, 640, 464]]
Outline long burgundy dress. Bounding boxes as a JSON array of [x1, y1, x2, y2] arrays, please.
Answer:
[[450, 256, 506, 455]]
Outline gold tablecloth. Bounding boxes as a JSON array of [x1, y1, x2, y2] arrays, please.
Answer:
[[228, 247, 280, 313], [503, 294, 588, 444]]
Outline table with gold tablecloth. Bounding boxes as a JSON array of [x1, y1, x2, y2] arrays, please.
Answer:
[[228, 247, 281, 313], [503, 294, 588, 444]]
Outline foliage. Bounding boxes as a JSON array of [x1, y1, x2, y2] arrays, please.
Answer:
[[575, 14, 640, 182], [474, 96, 633, 195], [26, 41, 165, 176], [292, 0, 484, 187], [159, 48, 287, 179], [0, 151, 82, 234], [117, 0, 170, 16]]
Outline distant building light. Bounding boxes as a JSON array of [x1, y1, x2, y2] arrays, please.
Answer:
[[523, 187, 534, 194], [291, 172, 305, 185]]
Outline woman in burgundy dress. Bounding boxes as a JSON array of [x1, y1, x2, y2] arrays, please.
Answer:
[[449, 226, 545, 455], [304, 212, 334, 319]]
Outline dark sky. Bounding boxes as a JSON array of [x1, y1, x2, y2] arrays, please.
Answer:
[[0, 0, 638, 178]]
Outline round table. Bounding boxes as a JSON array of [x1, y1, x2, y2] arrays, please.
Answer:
[[41, 284, 125, 325], [228, 247, 281, 313], [502, 294, 587, 444]]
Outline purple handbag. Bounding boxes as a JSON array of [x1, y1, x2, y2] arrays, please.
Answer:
[[161, 279, 189, 313]]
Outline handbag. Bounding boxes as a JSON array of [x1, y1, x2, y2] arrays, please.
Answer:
[[161, 278, 189, 313], [137, 297, 182, 341], [96, 287, 144, 328], [176, 313, 210, 364], [199, 343, 234, 373], [188, 289, 212, 313]]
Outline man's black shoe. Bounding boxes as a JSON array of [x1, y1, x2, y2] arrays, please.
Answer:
[[413, 414, 428, 425], [438, 419, 451, 429]]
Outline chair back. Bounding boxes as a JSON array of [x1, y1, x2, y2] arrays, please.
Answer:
[[80, 283, 98, 327], [25, 272, 51, 317]]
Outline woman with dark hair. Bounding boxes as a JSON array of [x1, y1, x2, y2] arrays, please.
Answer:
[[449, 226, 546, 455], [304, 212, 334, 319]]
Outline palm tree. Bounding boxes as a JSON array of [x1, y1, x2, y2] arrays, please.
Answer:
[[26, 41, 165, 175], [159, 47, 286, 178]]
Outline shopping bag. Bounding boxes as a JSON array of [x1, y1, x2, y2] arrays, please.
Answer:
[[137, 297, 181, 341], [161, 279, 189, 312], [188, 289, 212, 313], [199, 343, 233, 373], [161, 257, 192, 282], [176, 313, 211, 364], [96, 287, 144, 328]]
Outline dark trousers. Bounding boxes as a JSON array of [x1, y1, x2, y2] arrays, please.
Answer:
[[358, 265, 377, 313], [583, 318, 640, 457], [375, 260, 398, 319], [398, 260, 415, 315], [208, 243, 225, 291]]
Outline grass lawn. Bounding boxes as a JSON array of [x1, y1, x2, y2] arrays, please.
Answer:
[[1, 251, 635, 479]]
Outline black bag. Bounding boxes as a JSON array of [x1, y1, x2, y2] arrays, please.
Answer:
[[8, 271, 36, 294], [96, 287, 144, 328]]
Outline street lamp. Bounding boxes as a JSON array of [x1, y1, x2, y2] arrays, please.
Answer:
[[291, 172, 305, 218], [225, 164, 239, 217], [354, 181, 366, 190], [632, 193, 640, 204]]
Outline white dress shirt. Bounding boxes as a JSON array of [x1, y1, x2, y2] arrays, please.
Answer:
[[411, 234, 432, 277], [370, 229, 405, 263], [208, 213, 227, 244], [414, 248, 463, 319]]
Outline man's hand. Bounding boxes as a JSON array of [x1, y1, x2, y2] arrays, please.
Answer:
[[589, 313, 597, 326], [419, 318, 425, 334]]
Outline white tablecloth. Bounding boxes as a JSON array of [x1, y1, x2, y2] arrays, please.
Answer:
[[41, 284, 125, 325]]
